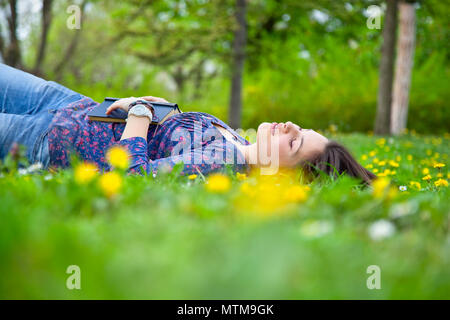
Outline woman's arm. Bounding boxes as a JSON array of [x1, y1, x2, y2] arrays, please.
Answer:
[[120, 115, 150, 141]]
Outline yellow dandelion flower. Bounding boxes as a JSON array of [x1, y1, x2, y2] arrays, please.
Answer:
[[205, 173, 231, 193], [422, 175, 432, 181], [188, 174, 198, 180], [447, 173, 450, 179], [236, 172, 247, 181], [407, 155, 413, 161], [395, 155, 402, 162], [409, 181, 421, 190], [373, 158, 379, 164], [99, 172, 122, 198], [389, 160, 399, 168], [434, 179, 448, 187], [437, 173, 443, 178], [373, 168, 379, 173], [422, 168, 429, 175], [361, 154, 368, 161], [365, 164, 373, 169], [434, 163, 445, 169], [369, 151, 376, 157], [378, 161, 386, 166], [106, 146, 130, 170], [74, 162, 98, 184], [376, 138, 386, 146], [426, 149, 432, 156]]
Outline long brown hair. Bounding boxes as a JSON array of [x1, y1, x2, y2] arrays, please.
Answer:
[[300, 141, 376, 185]]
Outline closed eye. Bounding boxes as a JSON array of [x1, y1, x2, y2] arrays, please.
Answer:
[[290, 138, 295, 149]]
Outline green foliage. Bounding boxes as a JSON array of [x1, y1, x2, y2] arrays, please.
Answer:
[[0, 133, 449, 299]]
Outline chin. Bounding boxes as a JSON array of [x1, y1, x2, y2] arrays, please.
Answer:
[[256, 122, 270, 140]]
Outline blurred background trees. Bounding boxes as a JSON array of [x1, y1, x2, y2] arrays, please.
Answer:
[[0, 0, 448, 134]]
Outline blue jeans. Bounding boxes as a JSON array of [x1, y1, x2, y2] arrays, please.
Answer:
[[0, 63, 84, 169]]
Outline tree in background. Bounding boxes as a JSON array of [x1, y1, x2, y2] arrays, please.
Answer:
[[0, 0, 22, 68], [108, 0, 233, 99], [33, 0, 53, 76], [390, 0, 416, 135], [228, 0, 247, 129], [374, 0, 398, 135]]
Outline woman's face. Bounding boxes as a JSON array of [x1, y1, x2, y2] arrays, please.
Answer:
[[256, 121, 328, 167]]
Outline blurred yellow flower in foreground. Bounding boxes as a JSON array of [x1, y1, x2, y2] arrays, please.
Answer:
[[422, 168, 429, 175], [106, 145, 130, 169], [188, 174, 197, 180], [99, 172, 122, 198], [372, 177, 390, 199], [422, 175, 432, 181], [434, 179, 448, 187], [434, 163, 445, 169], [205, 173, 231, 193], [74, 162, 98, 184], [235, 171, 310, 219]]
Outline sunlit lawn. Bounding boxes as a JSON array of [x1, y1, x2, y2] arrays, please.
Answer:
[[0, 132, 449, 299]]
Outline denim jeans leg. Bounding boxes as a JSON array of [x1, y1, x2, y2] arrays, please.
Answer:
[[0, 63, 85, 166]]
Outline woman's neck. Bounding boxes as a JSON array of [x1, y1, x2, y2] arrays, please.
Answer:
[[235, 143, 258, 167]]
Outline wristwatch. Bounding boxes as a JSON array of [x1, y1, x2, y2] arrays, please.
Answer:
[[126, 100, 155, 123]]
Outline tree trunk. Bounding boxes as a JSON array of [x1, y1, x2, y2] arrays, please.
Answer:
[[34, 0, 53, 76], [374, 0, 398, 135], [228, 0, 247, 129], [4, 0, 22, 68], [390, 1, 416, 135]]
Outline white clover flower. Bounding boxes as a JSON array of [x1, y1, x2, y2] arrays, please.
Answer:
[[44, 174, 53, 181], [368, 219, 396, 241], [399, 185, 407, 191], [27, 162, 43, 173], [18, 168, 28, 175]]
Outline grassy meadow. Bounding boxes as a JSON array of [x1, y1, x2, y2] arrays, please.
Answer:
[[0, 131, 449, 299]]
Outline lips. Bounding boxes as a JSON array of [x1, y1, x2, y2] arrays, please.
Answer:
[[271, 122, 278, 136]]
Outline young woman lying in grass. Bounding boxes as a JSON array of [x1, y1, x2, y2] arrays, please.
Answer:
[[0, 63, 375, 184]]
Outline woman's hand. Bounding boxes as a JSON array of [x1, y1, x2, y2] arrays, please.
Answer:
[[105, 96, 169, 115]]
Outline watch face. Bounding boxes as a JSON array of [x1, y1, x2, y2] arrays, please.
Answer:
[[129, 104, 152, 120], [134, 105, 147, 114]]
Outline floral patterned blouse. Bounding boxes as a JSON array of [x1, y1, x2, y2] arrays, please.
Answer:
[[47, 97, 251, 176]]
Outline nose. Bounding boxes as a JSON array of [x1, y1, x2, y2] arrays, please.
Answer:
[[283, 122, 295, 133]]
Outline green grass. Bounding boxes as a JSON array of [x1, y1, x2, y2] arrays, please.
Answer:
[[0, 133, 449, 299]]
